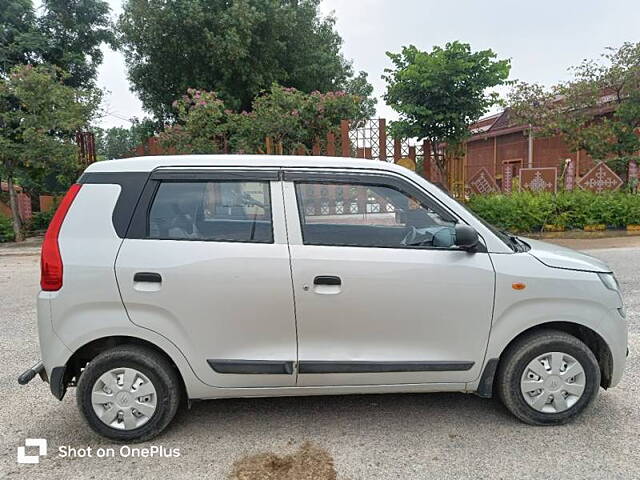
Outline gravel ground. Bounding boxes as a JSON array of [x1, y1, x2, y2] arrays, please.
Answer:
[[1, 243, 638, 479]]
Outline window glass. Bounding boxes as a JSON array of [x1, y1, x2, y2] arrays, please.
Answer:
[[149, 181, 272, 242], [295, 182, 457, 248]]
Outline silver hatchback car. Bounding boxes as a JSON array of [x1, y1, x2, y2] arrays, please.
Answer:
[[19, 155, 627, 441]]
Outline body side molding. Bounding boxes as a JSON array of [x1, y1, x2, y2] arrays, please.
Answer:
[[207, 360, 294, 375], [298, 361, 475, 374]]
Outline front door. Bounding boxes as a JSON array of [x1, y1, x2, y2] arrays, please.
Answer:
[[116, 170, 297, 388], [283, 172, 496, 386]]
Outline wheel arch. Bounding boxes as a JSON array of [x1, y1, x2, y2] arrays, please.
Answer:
[[478, 321, 613, 398], [62, 336, 188, 401]]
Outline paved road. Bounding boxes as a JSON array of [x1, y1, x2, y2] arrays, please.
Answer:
[[1, 245, 638, 479]]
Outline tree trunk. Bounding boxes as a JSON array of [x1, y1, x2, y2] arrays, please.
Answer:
[[6, 174, 24, 242], [432, 143, 449, 191]]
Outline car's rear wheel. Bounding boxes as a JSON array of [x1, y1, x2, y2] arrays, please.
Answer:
[[77, 345, 181, 442], [496, 330, 600, 425]]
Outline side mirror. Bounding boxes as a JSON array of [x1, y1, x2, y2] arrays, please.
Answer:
[[455, 224, 479, 251]]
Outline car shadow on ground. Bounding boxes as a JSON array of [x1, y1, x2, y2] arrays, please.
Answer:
[[172, 391, 516, 436]]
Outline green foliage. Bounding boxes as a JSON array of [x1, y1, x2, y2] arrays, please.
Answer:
[[159, 84, 364, 155], [117, 0, 372, 120], [37, 0, 116, 87], [509, 42, 640, 168], [159, 89, 233, 154], [345, 71, 377, 121], [95, 117, 161, 160], [0, 215, 15, 242], [237, 85, 364, 152], [1, 0, 114, 87], [0, 64, 100, 238], [29, 207, 55, 232], [466, 191, 640, 232], [14, 160, 80, 196], [383, 42, 510, 180], [0, 0, 45, 73], [0, 64, 100, 173]]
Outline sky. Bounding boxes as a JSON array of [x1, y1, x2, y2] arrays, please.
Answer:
[[97, 0, 640, 129]]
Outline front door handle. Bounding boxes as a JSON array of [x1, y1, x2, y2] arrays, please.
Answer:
[[134, 272, 162, 283], [314, 275, 341, 286]]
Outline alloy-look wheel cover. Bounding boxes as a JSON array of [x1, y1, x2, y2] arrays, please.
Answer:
[[520, 351, 586, 414], [91, 367, 158, 430]]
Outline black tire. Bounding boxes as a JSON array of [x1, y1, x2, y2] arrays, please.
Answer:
[[496, 330, 600, 426], [76, 345, 181, 442]]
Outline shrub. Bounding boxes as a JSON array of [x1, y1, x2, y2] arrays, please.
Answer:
[[29, 208, 56, 232], [159, 84, 364, 155], [0, 215, 15, 242], [466, 190, 640, 232]]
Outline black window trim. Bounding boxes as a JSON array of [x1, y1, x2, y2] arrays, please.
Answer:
[[286, 170, 487, 253], [78, 171, 150, 238], [127, 170, 277, 243], [150, 168, 280, 181]]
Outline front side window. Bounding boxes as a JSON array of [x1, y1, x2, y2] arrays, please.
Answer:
[[295, 181, 457, 248], [148, 180, 273, 243]]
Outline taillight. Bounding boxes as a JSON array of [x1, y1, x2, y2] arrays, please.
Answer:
[[40, 184, 82, 291]]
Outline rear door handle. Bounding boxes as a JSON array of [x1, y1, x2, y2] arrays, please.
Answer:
[[314, 275, 341, 286], [134, 272, 162, 283]]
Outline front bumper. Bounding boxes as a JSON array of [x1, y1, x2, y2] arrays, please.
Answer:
[[602, 307, 628, 388]]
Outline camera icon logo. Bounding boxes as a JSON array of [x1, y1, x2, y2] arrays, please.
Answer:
[[17, 439, 47, 464]]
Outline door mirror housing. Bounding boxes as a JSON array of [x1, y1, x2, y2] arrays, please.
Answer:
[[454, 224, 479, 251]]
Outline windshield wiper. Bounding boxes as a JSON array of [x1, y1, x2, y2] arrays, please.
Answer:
[[500, 230, 525, 252]]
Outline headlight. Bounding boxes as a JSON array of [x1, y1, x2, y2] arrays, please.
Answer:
[[597, 272, 619, 292]]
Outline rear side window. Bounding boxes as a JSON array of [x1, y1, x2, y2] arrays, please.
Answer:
[[148, 181, 273, 243], [295, 181, 456, 249]]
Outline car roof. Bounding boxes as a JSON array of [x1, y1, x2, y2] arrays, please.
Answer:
[[84, 154, 411, 176]]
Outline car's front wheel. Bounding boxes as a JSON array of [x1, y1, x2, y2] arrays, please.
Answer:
[[496, 330, 601, 425], [77, 345, 181, 442]]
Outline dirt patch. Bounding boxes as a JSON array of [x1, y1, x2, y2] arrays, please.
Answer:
[[229, 442, 337, 480]]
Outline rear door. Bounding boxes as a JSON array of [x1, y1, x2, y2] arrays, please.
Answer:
[[115, 168, 297, 388], [283, 170, 496, 387]]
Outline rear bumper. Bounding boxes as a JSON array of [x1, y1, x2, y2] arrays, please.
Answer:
[[37, 292, 74, 400], [37, 292, 73, 375]]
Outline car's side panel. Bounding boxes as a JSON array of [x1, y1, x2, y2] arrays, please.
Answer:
[[53, 184, 128, 350], [115, 180, 299, 388], [281, 180, 496, 386], [468, 253, 628, 392], [48, 183, 211, 398]]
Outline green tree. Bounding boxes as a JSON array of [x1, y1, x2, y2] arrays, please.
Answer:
[[234, 84, 364, 153], [383, 42, 511, 183], [346, 71, 377, 121], [509, 42, 640, 174], [0, 0, 44, 74], [95, 117, 160, 159], [0, 65, 100, 240], [159, 84, 364, 155], [1, 0, 114, 86], [118, 0, 371, 120], [159, 89, 233, 154], [37, 0, 116, 88]]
